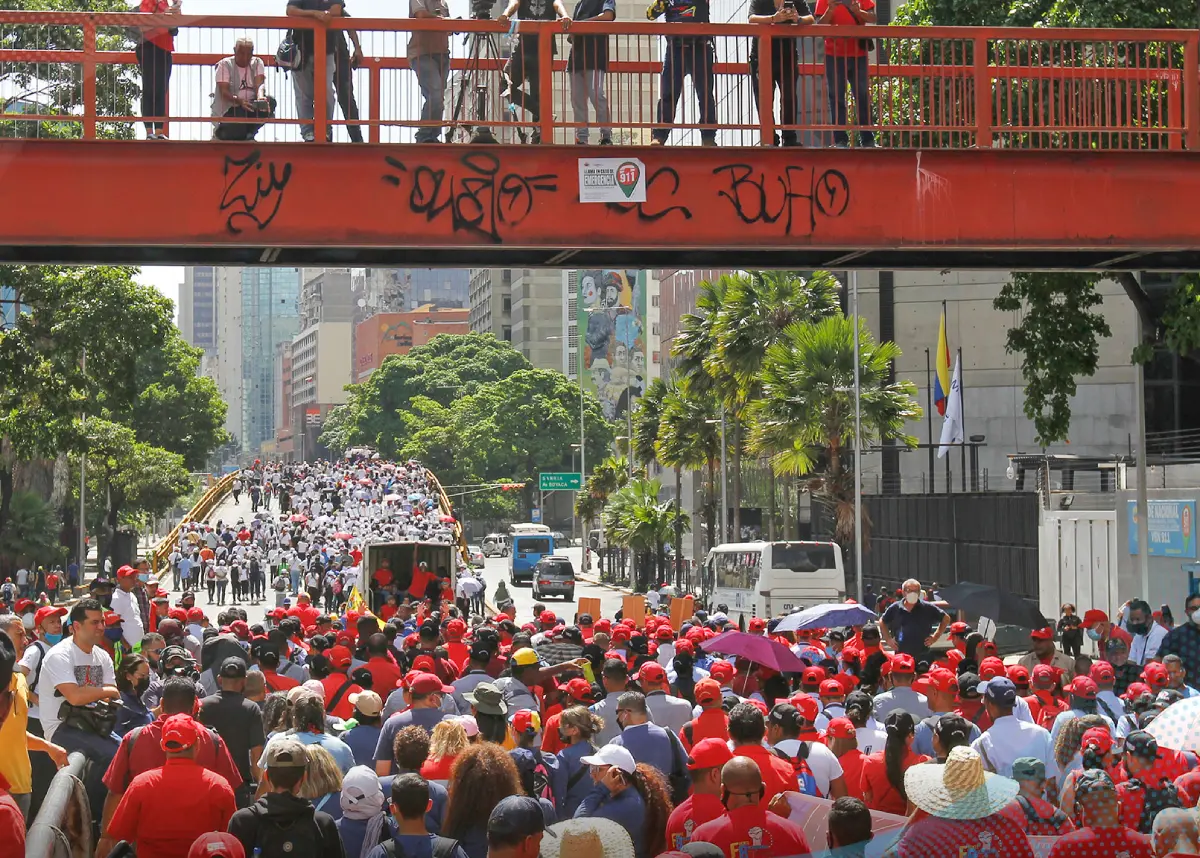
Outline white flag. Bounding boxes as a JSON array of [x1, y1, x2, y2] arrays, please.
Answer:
[[937, 356, 963, 458]]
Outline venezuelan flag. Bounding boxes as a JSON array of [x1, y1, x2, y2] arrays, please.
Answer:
[[934, 307, 951, 416]]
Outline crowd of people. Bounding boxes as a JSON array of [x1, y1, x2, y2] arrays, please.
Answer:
[[127, 0, 879, 148], [6, 456, 1200, 858]]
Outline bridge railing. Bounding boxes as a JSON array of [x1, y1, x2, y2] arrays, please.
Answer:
[[0, 12, 1195, 149]]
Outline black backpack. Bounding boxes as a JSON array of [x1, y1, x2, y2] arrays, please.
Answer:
[[249, 803, 329, 858], [381, 836, 462, 858], [1132, 777, 1184, 834]]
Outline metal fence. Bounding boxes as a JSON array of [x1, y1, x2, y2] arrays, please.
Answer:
[[1, 12, 1196, 148], [26, 752, 92, 858]]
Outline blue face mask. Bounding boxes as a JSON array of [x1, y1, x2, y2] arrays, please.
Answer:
[[137, 573, 151, 583], [44, 633, 63, 645], [1087, 629, 1102, 641], [104, 628, 123, 641]]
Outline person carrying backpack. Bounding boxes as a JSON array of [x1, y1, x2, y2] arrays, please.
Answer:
[[509, 709, 563, 811], [227, 738, 343, 858], [766, 700, 848, 799], [367, 773, 467, 858], [1118, 731, 1187, 834]]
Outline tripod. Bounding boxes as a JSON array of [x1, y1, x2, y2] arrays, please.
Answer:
[[450, 26, 511, 144]]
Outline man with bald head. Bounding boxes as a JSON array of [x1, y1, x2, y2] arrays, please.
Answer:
[[1153, 808, 1199, 857], [689, 757, 810, 856]]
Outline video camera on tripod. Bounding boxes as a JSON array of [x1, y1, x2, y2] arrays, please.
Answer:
[[450, 0, 512, 143]]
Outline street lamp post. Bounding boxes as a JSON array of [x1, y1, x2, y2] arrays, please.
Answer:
[[850, 272, 864, 605], [706, 413, 728, 545]]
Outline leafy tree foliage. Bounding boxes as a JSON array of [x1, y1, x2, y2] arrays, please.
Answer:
[[0, 491, 64, 572], [603, 478, 689, 592]]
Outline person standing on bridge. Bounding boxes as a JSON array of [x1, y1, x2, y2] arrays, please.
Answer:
[[748, 0, 813, 147], [647, 0, 718, 146], [287, 0, 340, 142], [134, 0, 180, 140]]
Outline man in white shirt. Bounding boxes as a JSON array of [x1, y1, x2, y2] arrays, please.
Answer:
[[109, 566, 145, 648], [16, 566, 30, 598], [768, 700, 846, 798], [971, 678, 1055, 789], [1123, 599, 1169, 666]]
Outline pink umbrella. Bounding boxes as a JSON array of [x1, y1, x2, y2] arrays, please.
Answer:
[[289, 514, 308, 523], [702, 629, 808, 673], [333, 531, 354, 540], [439, 515, 456, 524], [358, 478, 373, 486]]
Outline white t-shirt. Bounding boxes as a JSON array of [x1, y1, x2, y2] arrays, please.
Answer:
[[37, 639, 116, 742], [772, 738, 844, 797], [18, 639, 50, 720]]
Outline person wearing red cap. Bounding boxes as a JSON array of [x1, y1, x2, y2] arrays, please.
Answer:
[[1025, 664, 1069, 730], [947, 621, 972, 653], [105, 714, 236, 858], [1046, 676, 1115, 756], [689, 757, 811, 858], [679, 679, 730, 753], [666, 738, 730, 849], [912, 669, 981, 758], [872, 654, 931, 720], [111, 564, 146, 649], [637, 661, 692, 736], [361, 633, 403, 698], [188, 832, 245, 858], [1080, 608, 1132, 661], [539, 677, 594, 756], [823, 717, 866, 801], [1018, 626, 1077, 684], [317, 645, 363, 720]]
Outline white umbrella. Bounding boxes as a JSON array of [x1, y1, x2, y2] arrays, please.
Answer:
[[1146, 696, 1200, 750]]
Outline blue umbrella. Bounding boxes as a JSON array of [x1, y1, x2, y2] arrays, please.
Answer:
[[774, 602, 878, 633]]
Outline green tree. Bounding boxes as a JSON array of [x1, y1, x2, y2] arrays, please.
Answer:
[[0, 490, 64, 573], [1, 0, 140, 139], [603, 477, 688, 592], [892, 0, 1199, 445], [748, 315, 921, 548], [576, 455, 630, 577], [657, 388, 722, 555]]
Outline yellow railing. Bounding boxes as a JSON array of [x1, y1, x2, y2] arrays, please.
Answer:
[[150, 471, 237, 576], [427, 468, 470, 570]]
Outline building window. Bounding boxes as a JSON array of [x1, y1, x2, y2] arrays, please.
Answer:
[[652, 351, 660, 364], [651, 323, 660, 336], [651, 294, 660, 307], [502, 295, 511, 314], [502, 326, 512, 341]]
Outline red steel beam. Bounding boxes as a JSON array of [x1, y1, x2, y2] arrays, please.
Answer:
[[0, 139, 1197, 257]]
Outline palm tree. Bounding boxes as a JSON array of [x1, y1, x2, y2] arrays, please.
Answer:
[[603, 477, 689, 592], [714, 271, 843, 538], [576, 455, 629, 578], [747, 314, 921, 551], [633, 376, 687, 584], [657, 387, 723, 575]]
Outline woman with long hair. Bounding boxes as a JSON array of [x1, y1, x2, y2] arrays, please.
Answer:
[[574, 750, 672, 858], [475, 710, 509, 744], [262, 691, 293, 737], [299, 744, 345, 820], [557, 705, 604, 817], [421, 719, 469, 784], [114, 653, 153, 737], [860, 710, 927, 815], [1057, 723, 1126, 818], [443, 743, 524, 858], [1051, 714, 1108, 786], [931, 713, 972, 763]]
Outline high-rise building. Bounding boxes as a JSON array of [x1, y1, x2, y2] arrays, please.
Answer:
[[468, 268, 512, 343], [0, 284, 27, 330], [356, 305, 471, 382], [178, 266, 216, 351]]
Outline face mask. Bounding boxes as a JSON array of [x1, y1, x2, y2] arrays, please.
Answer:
[[134, 678, 150, 695], [1191, 610, 1200, 626], [44, 633, 62, 645], [137, 573, 150, 583], [905, 592, 919, 605], [104, 628, 123, 641], [1087, 629, 1103, 641], [20, 614, 34, 630], [558, 729, 571, 744], [1128, 622, 1150, 637]]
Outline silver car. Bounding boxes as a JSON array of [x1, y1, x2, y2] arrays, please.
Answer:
[[532, 555, 575, 601]]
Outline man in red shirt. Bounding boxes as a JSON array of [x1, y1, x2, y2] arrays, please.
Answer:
[[1118, 731, 1190, 834], [363, 633, 403, 697], [1025, 664, 1068, 729], [728, 703, 799, 805], [680, 679, 730, 752], [287, 592, 320, 628], [319, 645, 363, 720], [256, 650, 300, 693], [1048, 769, 1153, 858], [540, 677, 594, 755], [1082, 609, 1133, 661], [999, 757, 1075, 835], [690, 757, 810, 857], [105, 714, 237, 858], [666, 738, 732, 850]]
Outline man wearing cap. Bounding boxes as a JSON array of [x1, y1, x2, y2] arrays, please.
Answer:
[[229, 738, 344, 858], [1046, 676, 1116, 751], [972, 678, 1055, 790], [105, 714, 236, 858], [666, 737, 730, 850], [1117, 731, 1188, 834], [893, 746, 1035, 858], [198, 655, 267, 799], [689, 757, 811, 858], [1018, 626, 1077, 682], [638, 661, 692, 736], [575, 743, 649, 853], [879, 578, 948, 660], [318, 644, 363, 720], [111, 565, 146, 648], [486, 794, 552, 857], [1101, 635, 1141, 696], [1047, 769, 1153, 858], [591, 658, 634, 746], [375, 673, 452, 775], [1081, 608, 1133, 660], [999, 757, 1075, 836], [17, 604, 66, 739], [1155, 592, 1200, 687], [914, 669, 981, 758], [871, 654, 931, 720], [342, 690, 384, 768], [767, 700, 847, 799], [450, 641, 498, 715]]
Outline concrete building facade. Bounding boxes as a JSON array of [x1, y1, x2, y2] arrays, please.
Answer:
[[355, 306, 471, 382], [178, 266, 216, 352]]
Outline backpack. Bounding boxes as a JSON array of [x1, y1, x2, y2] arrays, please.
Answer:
[[0, 582, 14, 603], [1132, 777, 1184, 834], [381, 836, 462, 858], [772, 742, 821, 797], [516, 749, 556, 805], [249, 802, 329, 858], [1015, 795, 1072, 835], [26, 640, 48, 697]]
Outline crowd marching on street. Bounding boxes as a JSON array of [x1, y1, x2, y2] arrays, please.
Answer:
[[6, 454, 1200, 858]]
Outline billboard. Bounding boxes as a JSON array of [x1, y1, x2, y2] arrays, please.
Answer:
[[1128, 499, 1197, 558], [579, 269, 646, 420]]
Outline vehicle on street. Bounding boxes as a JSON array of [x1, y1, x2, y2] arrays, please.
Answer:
[[364, 540, 460, 612], [482, 533, 510, 557], [532, 555, 575, 601], [467, 545, 486, 567], [702, 540, 846, 623], [509, 523, 554, 585]]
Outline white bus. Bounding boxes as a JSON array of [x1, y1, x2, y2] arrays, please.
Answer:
[[703, 541, 847, 620]]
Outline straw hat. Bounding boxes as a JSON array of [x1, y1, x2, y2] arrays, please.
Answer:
[[538, 818, 634, 858], [904, 747, 1019, 821]]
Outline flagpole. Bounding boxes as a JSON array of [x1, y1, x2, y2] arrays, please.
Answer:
[[852, 271, 863, 605], [958, 346, 966, 492], [925, 348, 934, 491], [942, 302, 950, 495]]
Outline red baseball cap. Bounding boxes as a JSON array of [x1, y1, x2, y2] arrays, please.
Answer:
[[563, 677, 593, 703], [749, 617, 767, 632], [409, 672, 454, 695], [512, 709, 541, 735], [1142, 662, 1169, 688], [188, 832, 246, 858], [117, 564, 139, 579], [610, 626, 631, 642], [708, 661, 735, 684], [230, 620, 250, 639], [33, 606, 66, 629], [1081, 609, 1109, 629], [687, 737, 733, 770], [802, 666, 827, 685], [168, 608, 188, 622], [891, 654, 916, 675], [187, 607, 205, 622], [826, 717, 856, 740], [790, 694, 820, 723], [412, 654, 436, 673], [160, 713, 201, 751], [268, 607, 287, 620], [327, 645, 353, 670], [446, 619, 467, 639], [539, 610, 556, 625], [948, 621, 971, 636], [819, 679, 845, 696], [637, 662, 666, 684], [1123, 681, 1152, 700], [1006, 665, 1030, 685], [1090, 662, 1115, 684], [1080, 726, 1113, 755], [927, 669, 959, 694], [834, 672, 860, 694], [1066, 676, 1098, 699], [979, 657, 1006, 680], [13, 599, 34, 614], [594, 619, 612, 634], [1030, 626, 1055, 641], [695, 678, 722, 705], [655, 626, 675, 641], [103, 611, 122, 627]]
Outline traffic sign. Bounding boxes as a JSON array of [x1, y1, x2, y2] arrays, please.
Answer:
[[539, 472, 582, 491], [531, 508, 542, 523]]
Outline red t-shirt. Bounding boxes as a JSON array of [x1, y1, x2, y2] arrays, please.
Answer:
[[445, 641, 470, 672], [834, 748, 866, 800], [320, 673, 363, 721], [998, 796, 1076, 836], [373, 567, 393, 589], [681, 708, 730, 752], [288, 604, 320, 628], [896, 813, 1036, 858], [46, 574, 59, 589], [690, 805, 810, 858], [813, 0, 875, 57], [1175, 770, 1200, 807], [261, 670, 300, 694], [419, 755, 457, 782], [0, 779, 25, 856], [102, 717, 244, 793], [861, 749, 929, 815], [107, 758, 236, 858], [733, 745, 800, 806], [366, 656, 404, 697], [666, 792, 727, 851], [1117, 779, 1190, 833], [1047, 826, 1153, 858]]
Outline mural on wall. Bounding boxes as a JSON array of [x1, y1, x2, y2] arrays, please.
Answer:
[[579, 269, 646, 420]]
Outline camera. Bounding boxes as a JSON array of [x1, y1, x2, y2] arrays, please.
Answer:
[[470, 0, 497, 19]]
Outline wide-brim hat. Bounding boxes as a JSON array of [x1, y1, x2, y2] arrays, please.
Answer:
[[538, 818, 634, 858], [904, 747, 1019, 821]]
